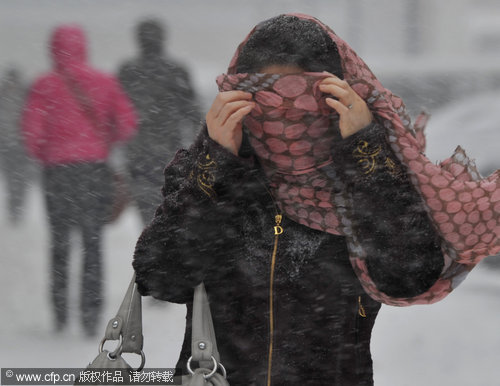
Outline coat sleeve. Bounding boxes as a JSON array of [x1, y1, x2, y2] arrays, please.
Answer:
[[331, 121, 444, 299], [108, 76, 138, 143], [132, 126, 254, 303]]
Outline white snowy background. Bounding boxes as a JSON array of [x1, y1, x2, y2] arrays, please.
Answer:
[[1, 1, 499, 385]]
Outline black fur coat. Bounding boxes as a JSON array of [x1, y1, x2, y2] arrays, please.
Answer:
[[133, 123, 443, 385]]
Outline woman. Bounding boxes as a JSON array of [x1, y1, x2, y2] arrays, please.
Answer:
[[133, 14, 499, 385]]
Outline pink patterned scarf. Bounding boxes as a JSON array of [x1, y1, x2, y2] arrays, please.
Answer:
[[216, 13, 500, 305], [217, 72, 344, 234]]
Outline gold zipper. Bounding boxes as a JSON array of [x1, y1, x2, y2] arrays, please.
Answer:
[[267, 214, 283, 386], [358, 295, 367, 318]]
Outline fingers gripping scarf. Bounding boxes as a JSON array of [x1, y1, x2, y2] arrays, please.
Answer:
[[216, 13, 500, 306]]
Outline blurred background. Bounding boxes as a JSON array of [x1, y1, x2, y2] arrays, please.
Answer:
[[0, 1, 499, 385]]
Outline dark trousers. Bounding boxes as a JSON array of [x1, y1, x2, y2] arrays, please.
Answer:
[[43, 162, 112, 335], [126, 162, 164, 226]]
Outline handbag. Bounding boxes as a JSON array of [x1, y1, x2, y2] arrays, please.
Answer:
[[105, 170, 130, 223], [79, 274, 229, 385]]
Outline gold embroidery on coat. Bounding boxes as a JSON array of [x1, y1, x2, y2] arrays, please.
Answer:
[[197, 154, 217, 199], [384, 156, 401, 177], [353, 140, 381, 175]]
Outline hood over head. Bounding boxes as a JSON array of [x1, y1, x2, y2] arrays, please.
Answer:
[[137, 19, 165, 58], [50, 24, 87, 73]]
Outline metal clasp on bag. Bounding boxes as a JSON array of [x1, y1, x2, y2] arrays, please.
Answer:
[[186, 355, 227, 380], [98, 335, 146, 371], [99, 335, 123, 358]]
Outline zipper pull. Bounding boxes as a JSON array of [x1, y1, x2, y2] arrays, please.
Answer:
[[274, 214, 283, 235], [358, 296, 367, 318]]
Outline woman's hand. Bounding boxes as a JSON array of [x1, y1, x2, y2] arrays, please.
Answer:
[[206, 91, 255, 155], [319, 74, 373, 138]]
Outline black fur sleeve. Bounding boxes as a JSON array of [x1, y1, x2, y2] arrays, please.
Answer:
[[332, 122, 444, 298], [132, 126, 254, 303]]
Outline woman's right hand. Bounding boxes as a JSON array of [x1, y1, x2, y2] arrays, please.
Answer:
[[206, 91, 255, 155]]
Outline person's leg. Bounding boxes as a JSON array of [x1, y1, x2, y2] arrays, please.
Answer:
[[77, 162, 111, 336], [7, 167, 28, 224], [49, 221, 71, 330], [43, 166, 73, 331], [80, 222, 103, 336]]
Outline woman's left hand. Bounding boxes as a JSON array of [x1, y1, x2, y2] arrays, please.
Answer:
[[319, 73, 373, 138]]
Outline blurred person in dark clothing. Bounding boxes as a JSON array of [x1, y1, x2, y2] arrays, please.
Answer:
[[0, 67, 33, 224], [118, 19, 200, 225], [22, 24, 137, 336]]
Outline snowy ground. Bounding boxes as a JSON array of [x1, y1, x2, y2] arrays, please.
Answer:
[[0, 177, 499, 386]]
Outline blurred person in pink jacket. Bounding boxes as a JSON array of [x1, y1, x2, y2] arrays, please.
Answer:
[[22, 24, 137, 336]]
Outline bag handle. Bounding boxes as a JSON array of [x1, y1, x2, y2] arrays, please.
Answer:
[[188, 283, 227, 379], [191, 283, 220, 362], [100, 277, 219, 357], [97, 277, 224, 377], [102, 274, 143, 355]]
